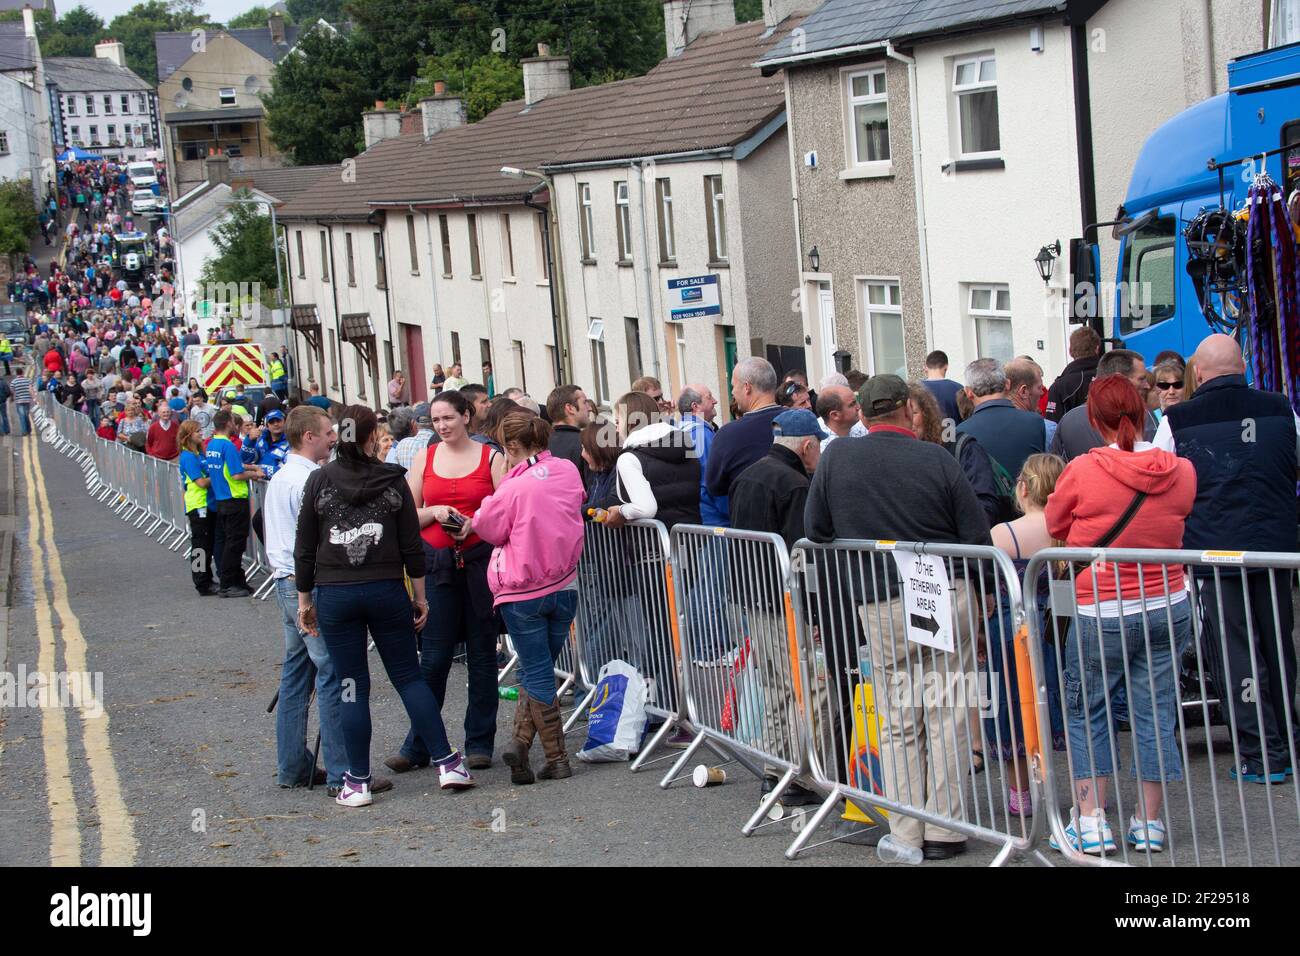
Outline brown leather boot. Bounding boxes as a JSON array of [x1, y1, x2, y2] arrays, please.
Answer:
[[529, 697, 572, 780], [501, 690, 536, 785]]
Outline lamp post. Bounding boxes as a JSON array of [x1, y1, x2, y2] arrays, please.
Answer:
[[1035, 240, 1061, 285], [225, 192, 292, 392]]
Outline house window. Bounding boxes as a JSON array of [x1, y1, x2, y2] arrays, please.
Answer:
[[587, 318, 610, 405], [120, 94, 130, 113], [84, 96, 95, 114], [355, 351, 367, 398], [624, 316, 643, 381], [373, 233, 386, 289], [88, 125, 99, 144], [467, 214, 481, 278], [655, 178, 675, 262], [953, 54, 1000, 156], [66, 97, 76, 115], [859, 279, 906, 377], [704, 175, 727, 262], [295, 230, 304, 278], [319, 231, 329, 282], [534, 213, 549, 280], [0, 131, 8, 155], [69, 125, 79, 143], [511, 340, 526, 393], [438, 214, 452, 275], [578, 182, 594, 260], [499, 213, 514, 278], [1273, 0, 1300, 45], [103, 94, 113, 114], [219, 88, 236, 107], [136, 93, 147, 112], [968, 283, 1013, 363], [614, 181, 632, 261], [406, 214, 419, 273], [480, 338, 492, 376], [846, 68, 890, 165], [345, 232, 356, 285], [450, 331, 461, 365], [106, 124, 116, 142], [328, 328, 338, 387]]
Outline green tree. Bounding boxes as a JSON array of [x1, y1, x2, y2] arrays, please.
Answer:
[[0, 180, 38, 258], [409, 51, 522, 123], [286, 0, 345, 24], [0, 5, 109, 58], [106, 1, 212, 85], [228, 5, 289, 29], [734, 0, 763, 22], [199, 193, 279, 300]]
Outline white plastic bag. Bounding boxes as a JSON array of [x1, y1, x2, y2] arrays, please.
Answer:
[[576, 658, 649, 762]]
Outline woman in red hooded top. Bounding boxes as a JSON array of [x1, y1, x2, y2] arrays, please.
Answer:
[[1045, 374, 1196, 857]]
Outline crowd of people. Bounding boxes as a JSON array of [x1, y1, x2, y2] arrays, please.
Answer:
[[12, 174, 1296, 858]]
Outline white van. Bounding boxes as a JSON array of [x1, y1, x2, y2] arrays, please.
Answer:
[[127, 161, 157, 189]]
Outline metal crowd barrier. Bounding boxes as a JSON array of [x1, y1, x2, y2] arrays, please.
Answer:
[[781, 539, 1046, 863], [570, 518, 688, 767], [1024, 547, 1300, 867], [663, 525, 807, 834]]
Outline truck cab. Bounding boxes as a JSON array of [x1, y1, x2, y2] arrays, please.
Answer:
[[1073, 42, 1300, 363]]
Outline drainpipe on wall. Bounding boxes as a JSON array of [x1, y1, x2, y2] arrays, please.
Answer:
[[884, 41, 935, 357], [317, 219, 346, 405], [522, 186, 566, 385], [413, 206, 444, 380], [1203, 0, 1217, 96], [634, 161, 662, 381], [368, 209, 395, 405], [781, 71, 810, 366]]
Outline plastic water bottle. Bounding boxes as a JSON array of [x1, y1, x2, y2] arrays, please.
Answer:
[[876, 834, 923, 865], [498, 686, 520, 701], [586, 507, 609, 523]]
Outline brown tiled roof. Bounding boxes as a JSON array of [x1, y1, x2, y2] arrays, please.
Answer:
[[276, 18, 798, 221], [240, 165, 337, 205]]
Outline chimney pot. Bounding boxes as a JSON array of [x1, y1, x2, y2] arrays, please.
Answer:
[[537, 43, 551, 56], [433, 80, 446, 95]]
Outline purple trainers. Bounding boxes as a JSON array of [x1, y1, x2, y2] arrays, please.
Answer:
[[335, 772, 373, 808], [438, 752, 475, 791], [1008, 786, 1033, 817]]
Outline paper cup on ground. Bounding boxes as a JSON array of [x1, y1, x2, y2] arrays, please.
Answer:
[[692, 765, 726, 788]]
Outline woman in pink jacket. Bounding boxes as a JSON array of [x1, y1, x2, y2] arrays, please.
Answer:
[[461, 411, 586, 784]]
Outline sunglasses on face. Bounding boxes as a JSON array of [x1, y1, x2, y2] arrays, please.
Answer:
[[1155, 381, 1181, 390]]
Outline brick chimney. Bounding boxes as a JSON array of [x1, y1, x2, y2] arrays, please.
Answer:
[[204, 149, 231, 187], [661, 0, 735, 57], [521, 44, 571, 106], [362, 100, 401, 148], [268, 11, 287, 45], [94, 39, 128, 68], [420, 81, 466, 139], [21, 4, 36, 38]]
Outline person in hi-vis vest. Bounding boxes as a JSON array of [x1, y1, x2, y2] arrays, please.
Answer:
[[205, 408, 265, 596]]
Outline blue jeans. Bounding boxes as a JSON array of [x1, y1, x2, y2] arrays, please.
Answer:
[[402, 542, 499, 762], [0, 401, 8, 434], [1064, 599, 1191, 783], [15, 402, 30, 435], [500, 590, 578, 704], [316, 579, 454, 779], [274, 577, 346, 788]]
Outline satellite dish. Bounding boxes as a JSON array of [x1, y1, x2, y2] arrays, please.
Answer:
[[244, 75, 261, 95], [173, 90, 189, 109]]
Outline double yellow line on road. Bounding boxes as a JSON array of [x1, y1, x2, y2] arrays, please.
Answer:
[[21, 439, 136, 865]]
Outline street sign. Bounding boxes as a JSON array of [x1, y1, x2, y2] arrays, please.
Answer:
[[889, 551, 953, 652], [666, 274, 721, 321]]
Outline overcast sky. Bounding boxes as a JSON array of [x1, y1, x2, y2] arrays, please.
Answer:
[[88, 1, 265, 24]]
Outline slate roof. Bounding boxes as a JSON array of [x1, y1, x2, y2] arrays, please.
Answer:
[[240, 165, 337, 205], [0, 21, 37, 73], [759, 0, 1084, 66], [277, 18, 797, 220], [45, 56, 153, 93], [155, 24, 301, 85], [164, 106, 265, 124]]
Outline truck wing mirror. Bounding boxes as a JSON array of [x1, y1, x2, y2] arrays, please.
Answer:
[[1068, 237, 1100, 324], [1113, 209, 1157, 239]]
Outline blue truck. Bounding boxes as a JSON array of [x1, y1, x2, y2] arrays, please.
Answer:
[[1070, 41, 1300, 362]]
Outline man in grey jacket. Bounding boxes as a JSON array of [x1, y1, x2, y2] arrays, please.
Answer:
[[1049, 349, 1156, 461]]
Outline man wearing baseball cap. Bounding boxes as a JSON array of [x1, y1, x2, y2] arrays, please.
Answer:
[[729, 408, 826, 551], [394, 402, 435, 471], [250, 408, 290, 478], [805, 373, 990, 862]]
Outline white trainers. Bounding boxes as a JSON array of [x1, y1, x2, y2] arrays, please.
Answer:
[[335, 773, 372, 808], [438, 752, 475, 791], [1050, 810, 1115, 855], [1127, 816, 1167, 852]]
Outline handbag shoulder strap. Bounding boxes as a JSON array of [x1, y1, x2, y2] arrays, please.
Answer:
[[1094, 490, 1147, 549]]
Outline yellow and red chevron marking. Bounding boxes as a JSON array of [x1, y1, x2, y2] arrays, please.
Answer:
[[202, 344, 265, 389]]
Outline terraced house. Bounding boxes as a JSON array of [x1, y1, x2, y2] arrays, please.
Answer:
[[277, 0, 808, 416]]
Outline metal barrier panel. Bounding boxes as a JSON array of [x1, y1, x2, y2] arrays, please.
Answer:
[[660, 524, 811, 833], [1024, 547, 1300, 867], [785, 538, 1045, 864], [571, 519, 686, 768]]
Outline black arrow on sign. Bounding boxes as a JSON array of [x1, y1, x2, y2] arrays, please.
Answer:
[[909, 613, 940, 636]]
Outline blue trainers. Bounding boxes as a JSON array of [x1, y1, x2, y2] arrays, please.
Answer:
[[1229, 763, 1288, 785], [1127, 816, 1167, 852], [1050, 811, 1115, 855]]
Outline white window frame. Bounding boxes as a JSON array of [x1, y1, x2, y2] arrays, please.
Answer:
[[967, 283, 1013, 362], [120, 94, 130, 113], [857, 277, 905, 377], [534, 212, 549, 283], [103, 94, 113, 114], [843, 67, 891, 171], [705, 175, 727, 262], [136, 93, 147, 112], [952, 54, 1000, 159], [499, 212, 515, 279], [587, 318, 610, 405], [656, 177, 675, 262], [615, 181, 632, 261], [65, 97, 76, 116], [219, 87, 236, 107], [1273, 0, 1300, 46], [84, 95, 95, 115], [0, 131, 8, 156], [578, 182, 595, 260]]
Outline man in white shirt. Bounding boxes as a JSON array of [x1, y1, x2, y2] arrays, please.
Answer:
[[815, 384, 866, 451], [265, 405, 372, 796], [395, 403, 436, 471]]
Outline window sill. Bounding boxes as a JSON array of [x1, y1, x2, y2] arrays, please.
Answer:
[[658, 260, 678, 269], [838, 162, 893, 181], [617, 259, 633, 269], [442, 273, 452, 280], [580, 257, 597, 267], [535, 279, 551, 287], [943, 157, 1005, 174], [502, 277, 517, 284], [708, 260, 730, 270], [409, 270, 420, 277], [470, 274, 483, 281]]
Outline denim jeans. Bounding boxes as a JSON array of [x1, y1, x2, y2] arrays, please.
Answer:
[[0, 401, 8, 435], [499, 590, 578, 705], [274, 577, 346, 788], [316, 579, 454, 779], [15, 402, 30, 435], [1064, 598, 1191, 783], [402, 542, 499, 761]]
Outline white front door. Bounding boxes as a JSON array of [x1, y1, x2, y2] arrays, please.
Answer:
[[818, 282, 836, 379]]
